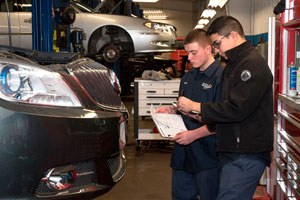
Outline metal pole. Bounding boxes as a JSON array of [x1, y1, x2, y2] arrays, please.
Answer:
[[5, 0, 12, 54], [32, 0, 53, 52]]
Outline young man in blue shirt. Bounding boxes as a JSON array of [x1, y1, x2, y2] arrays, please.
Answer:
[[156, 29, 223, 200]]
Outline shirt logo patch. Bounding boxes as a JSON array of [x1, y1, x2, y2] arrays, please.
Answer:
[[184, 82, 188, 85], [202, 82, 212, 89], [241, 70, 251, 81]]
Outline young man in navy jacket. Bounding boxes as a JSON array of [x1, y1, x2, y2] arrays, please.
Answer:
[[156, 29, 223, 200]]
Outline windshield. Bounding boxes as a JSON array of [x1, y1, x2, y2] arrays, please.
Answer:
[[96, 0, 122, 14], [71, 0, 92, 13]]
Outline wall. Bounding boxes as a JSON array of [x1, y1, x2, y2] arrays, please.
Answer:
[[227, 0, 252, 35], [227, 0, 279, 36], [252, 0, 279, 35]]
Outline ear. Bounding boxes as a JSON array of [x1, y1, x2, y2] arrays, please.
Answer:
[[230, 31, 239, 41], [205, 44, 212, 54]]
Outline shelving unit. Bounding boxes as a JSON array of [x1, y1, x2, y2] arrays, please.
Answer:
[[277, 94, 300, 199], [272, 1, 300, 199]]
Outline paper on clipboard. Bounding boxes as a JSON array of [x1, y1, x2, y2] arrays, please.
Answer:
[[150, 104, 187, 138]]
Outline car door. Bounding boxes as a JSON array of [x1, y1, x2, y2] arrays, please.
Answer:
[[0, 0, 20, 47], [18, 0, 32, 49]]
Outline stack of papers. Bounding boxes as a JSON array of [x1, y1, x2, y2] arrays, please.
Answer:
[[150, 105, 187, 138]]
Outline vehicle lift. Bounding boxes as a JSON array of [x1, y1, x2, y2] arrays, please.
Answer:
[[30, 0, 83, 64], [32, 0, 80, 53]]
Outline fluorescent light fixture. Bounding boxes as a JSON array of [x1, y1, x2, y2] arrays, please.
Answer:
[[208, 0, 228, 8], [201, 9, 216, 18], [144, 14, 167, 19], [20, 4, 31, 7], [198, 19, 209, 25], [195, 24, 205, 29], [132, 0, 159, 2], [208, 0, 218, 7], [219, 0, 228, 8], [143, 9, 163, 14]]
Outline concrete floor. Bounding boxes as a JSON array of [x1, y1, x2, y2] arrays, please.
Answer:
[[94, 96, 173, 200]]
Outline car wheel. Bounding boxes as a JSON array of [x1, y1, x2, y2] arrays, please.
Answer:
[[103, 44, 122, 62]]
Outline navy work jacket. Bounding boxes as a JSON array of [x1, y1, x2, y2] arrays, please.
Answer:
[[170, 60, 223, 173]]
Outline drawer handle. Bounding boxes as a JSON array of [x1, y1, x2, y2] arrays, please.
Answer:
[[172, 91, 179, 93], [147, 111, 150, 113], [146, 91, 156, 93], [147, 103, 172, 105], [143, 83, 153, 86], [147, 96, 177, 98]]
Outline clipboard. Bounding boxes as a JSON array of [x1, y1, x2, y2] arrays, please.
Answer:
[[150, 105, 187, 138]]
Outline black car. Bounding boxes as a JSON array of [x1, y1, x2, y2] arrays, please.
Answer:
[[0, 49, 128, 199]]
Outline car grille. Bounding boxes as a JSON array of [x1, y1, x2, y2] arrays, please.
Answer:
[[68, 60, 122, 108]]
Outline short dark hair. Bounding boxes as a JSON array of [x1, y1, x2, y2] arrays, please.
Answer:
[[207, 16, 245, 37], [184, 29, 211, 47]]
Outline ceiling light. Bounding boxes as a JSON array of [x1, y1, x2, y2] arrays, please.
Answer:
[[143, 10, 163, 14], [198, 19, 209, 25], [219, 0, 228, 8], [195, 24, 205, 29], [208, 0, 228, 8], [132, 0, 159, 2], [208, 0, 219, 7], [201, 9, 216, 18]]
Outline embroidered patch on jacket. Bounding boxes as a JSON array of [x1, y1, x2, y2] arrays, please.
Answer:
[[241, 70, 251, 81], [201, 82, 212, 89]]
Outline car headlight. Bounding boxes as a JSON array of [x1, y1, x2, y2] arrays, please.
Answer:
[[144, 22, 170, 33], [108, 69, 121, 95], [0, 62, 82, 107]]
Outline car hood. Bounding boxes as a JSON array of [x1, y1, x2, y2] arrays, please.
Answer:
[[77, 12, 152, 30]]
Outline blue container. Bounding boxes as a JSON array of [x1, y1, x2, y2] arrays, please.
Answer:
[[288, 62, 297, 96]]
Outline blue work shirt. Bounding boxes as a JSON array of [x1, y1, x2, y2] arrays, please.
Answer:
[[170, 60, 223, 173]]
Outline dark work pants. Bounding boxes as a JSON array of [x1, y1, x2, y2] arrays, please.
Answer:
[[172, 167, 219, 200], [217, 156, 266, 200]]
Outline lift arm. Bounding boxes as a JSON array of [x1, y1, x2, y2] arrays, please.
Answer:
[[32, 0, 53, 52]]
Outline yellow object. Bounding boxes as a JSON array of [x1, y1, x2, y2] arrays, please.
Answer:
[[53, 30, 59, 52]]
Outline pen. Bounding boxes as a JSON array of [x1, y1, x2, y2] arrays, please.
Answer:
[[190, 110, 200, 115], [176, 90, 200, 114], [172, 102, 177, 108]]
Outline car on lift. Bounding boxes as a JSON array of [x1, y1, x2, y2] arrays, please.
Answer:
[[0, 0, 177, 62], [0, 45, 128, 199]]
